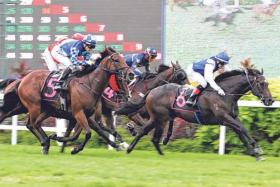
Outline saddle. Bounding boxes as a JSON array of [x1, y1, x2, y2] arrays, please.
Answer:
[[172, 86, 199, 111]]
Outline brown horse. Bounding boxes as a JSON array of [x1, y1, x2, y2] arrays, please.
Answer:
[[252, 0, 280, 17], [59, 62, 189, 152], [17, 47, 130, 154], [125, 60, 274, 161]]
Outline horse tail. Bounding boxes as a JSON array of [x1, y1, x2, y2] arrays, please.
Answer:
[[115, 92, 149, 116], [0, 78, 17, 90]]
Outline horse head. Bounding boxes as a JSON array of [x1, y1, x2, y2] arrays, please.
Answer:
[[241, 59, 274, 106], [98, 47, 131, 97], [169, 61, 189, 85]]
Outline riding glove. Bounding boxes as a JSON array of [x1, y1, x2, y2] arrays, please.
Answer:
[[218, 89, 226, 96]]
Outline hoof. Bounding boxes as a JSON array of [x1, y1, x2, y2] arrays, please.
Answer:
[[41, 147, 49, 155], [256, 156, 265, 161], [118, 142, 129, 151], [60, 145, 66, 153], [162, 138, 169, 145], [254, 147, 263, 155], [71, 147, 80, 155], [49, 134, 57, 140], [126, 146, 133, 154]]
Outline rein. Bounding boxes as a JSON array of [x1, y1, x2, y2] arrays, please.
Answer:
[[223, 70, 264, 98], [78, 52, 128, 96]]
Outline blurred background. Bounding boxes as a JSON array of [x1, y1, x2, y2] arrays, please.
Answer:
[[166, 0, 280, 78], [0, 0, 162, 78]]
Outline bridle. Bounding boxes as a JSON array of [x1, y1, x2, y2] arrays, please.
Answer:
[[244, 70, 268, 100], [226, 70, 267, 100]]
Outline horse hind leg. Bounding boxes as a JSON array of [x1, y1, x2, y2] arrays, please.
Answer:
[[152, 123, 165, 155], [58, 120, 76, 153], [163, 119, 174, 145], [127, 119, 156, 154], [0, 104, 25, 123], [33, 112, 51, 154], [26, 111, 50, 154]]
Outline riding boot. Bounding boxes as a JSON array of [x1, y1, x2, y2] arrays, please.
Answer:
[[186, 85, 204, 106], [54, 67, 72, 90]]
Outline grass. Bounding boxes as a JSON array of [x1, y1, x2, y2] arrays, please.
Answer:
[[0, 144, 279, 187]]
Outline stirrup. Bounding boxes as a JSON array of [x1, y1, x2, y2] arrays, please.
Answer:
[[54, 84, 67, 90], [186, 99, 195, 106]]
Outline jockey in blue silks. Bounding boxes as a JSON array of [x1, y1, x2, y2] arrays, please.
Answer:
[[124, 47, 158, 79], [53, 34, 96, 90], [186, 51, 231, 106]]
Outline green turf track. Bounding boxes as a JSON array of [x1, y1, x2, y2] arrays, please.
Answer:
[[0, 144, 279, 187]]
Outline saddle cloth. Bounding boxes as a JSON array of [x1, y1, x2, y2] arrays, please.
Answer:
[[172, 86, 199, 111], [102, 74, 127, 103], [41, 71, 67, 111]]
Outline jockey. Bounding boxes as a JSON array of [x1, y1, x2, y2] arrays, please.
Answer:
[[124, 47, 158, 79], [43, 33, 85, 71], [49, 34, 96, 90], [186, 51, 231, 106]]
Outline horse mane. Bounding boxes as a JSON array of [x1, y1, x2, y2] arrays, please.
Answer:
[[215, 69, 244, 81], [215, 58, 261, 82], [95, 47, 117, 65], [157, 65, 170, 73]]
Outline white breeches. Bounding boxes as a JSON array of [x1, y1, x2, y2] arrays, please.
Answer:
[[43, 48, 60, 71], [186, 64, 208, 88], [43, 46, 71, 71], [51, 45, 72, 68]]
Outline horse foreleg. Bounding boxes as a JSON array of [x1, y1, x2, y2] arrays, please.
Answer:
[[222, 114, 263, 161], [163, 119, 174, 145], [71, 111, 91, 155], [101, 113, 125, 143], [54, 125, 82, 143], [88, 117, 119, 149]]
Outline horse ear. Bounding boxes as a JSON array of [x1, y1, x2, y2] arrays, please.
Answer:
[[176, 61, 179, 65], [261, 68, 264, 75]]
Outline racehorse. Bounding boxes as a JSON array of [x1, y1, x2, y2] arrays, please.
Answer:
[[0, 79, 27, 123], [125, 59, 274, 161], [252, 0, 280, 17], [204, 8, 242, 26], [59, 62, 189, 152], [16, 47, 130, 154]]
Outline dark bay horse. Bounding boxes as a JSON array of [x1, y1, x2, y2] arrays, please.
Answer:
[[0, 79, 27, 123], [99, 62, 188, 133], [59, 62, 189, 152], [17, 47, 130, 154], [126, 61, 274, 160]]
